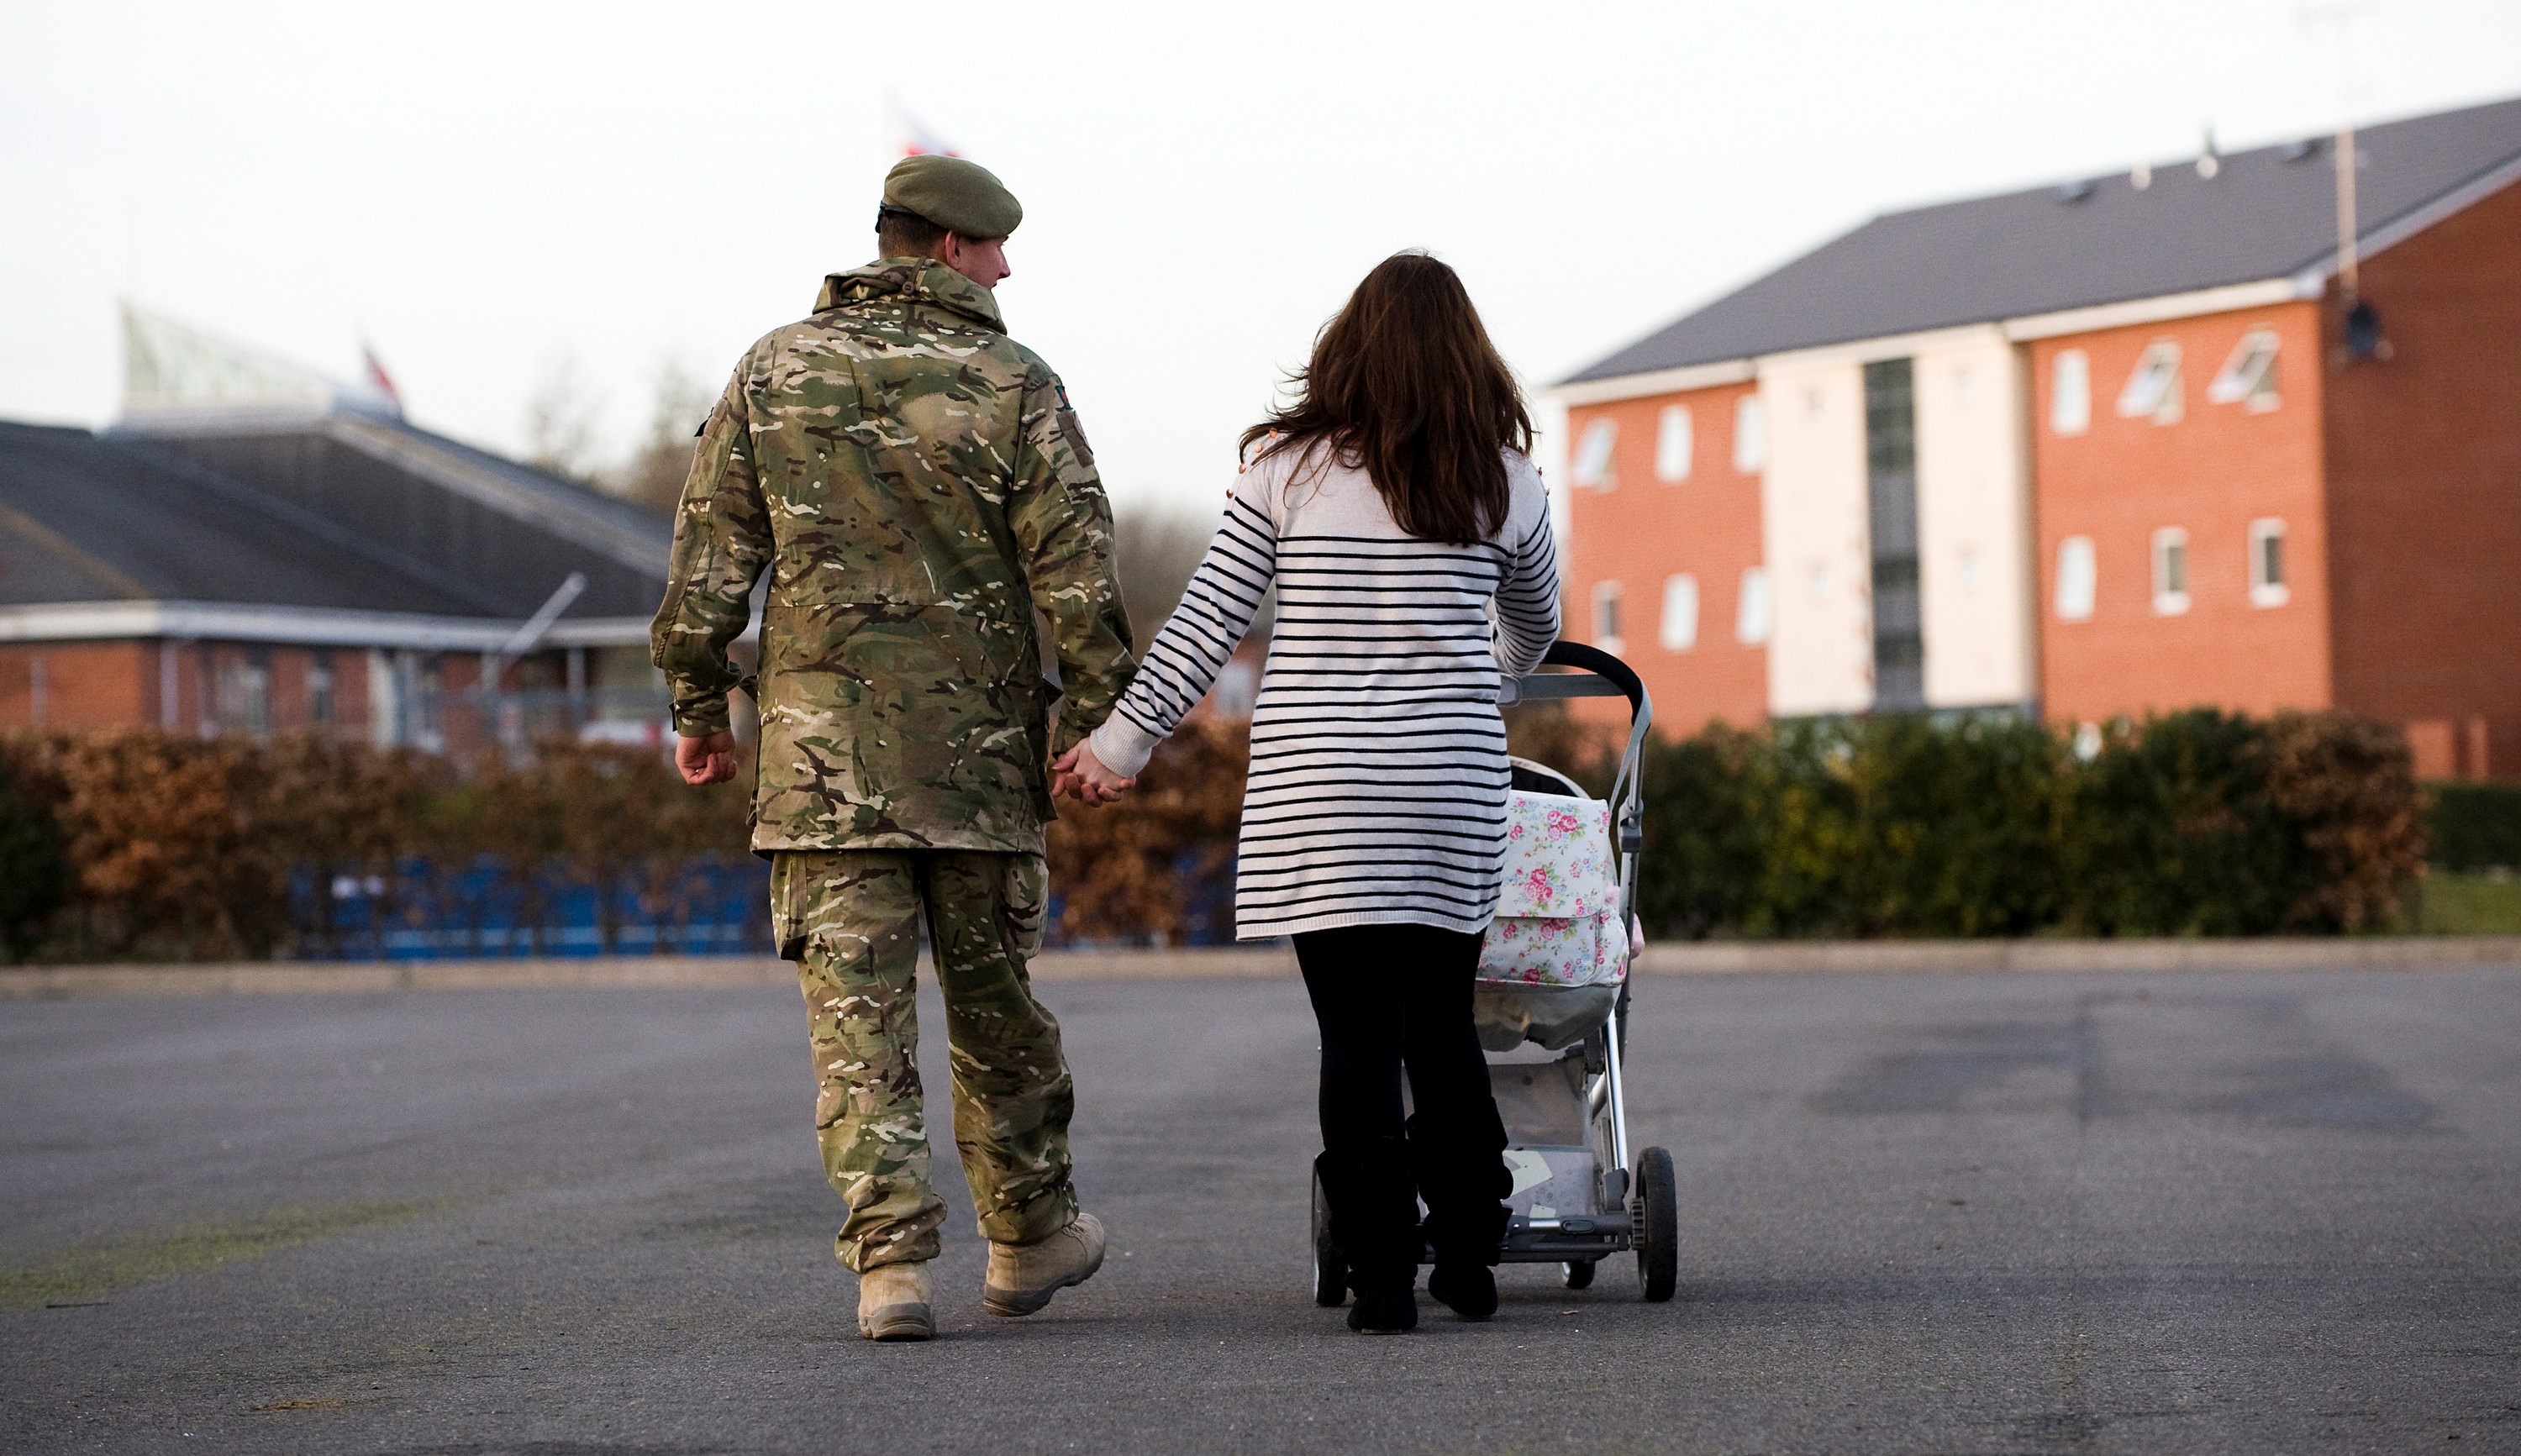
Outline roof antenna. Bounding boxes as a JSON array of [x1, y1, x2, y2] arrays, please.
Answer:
[[2196, 127, 2221, 179]]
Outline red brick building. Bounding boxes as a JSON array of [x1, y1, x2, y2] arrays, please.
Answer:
[[0, 311, 673, 749], [1552, 96, 2521, 777]]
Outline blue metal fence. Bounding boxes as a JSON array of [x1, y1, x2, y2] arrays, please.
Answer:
[[288, 846, 1240, 959], [289, 855, 773, 960]]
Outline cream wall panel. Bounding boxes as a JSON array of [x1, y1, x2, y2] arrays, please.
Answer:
[[1758, 360, 1872, 717], [1912, 333, 2037, 708]]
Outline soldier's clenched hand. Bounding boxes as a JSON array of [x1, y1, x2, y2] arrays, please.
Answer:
[[676, 731, 739, 786], [1050, 742, 1134, 806]]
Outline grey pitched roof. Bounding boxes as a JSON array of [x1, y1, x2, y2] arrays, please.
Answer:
[[1565, 94, 2521, 384], [128, 419, 670, 619], [0, 418, 670, 622]]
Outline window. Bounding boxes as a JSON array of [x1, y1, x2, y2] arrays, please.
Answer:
[[1591, 580, 1624, 653], [1863, 357, 1924, 712], [2208, 329, 2282, 412], [1654, 405, 1692, 482], [1571, 418, 1618, 489], [1659, 574, 1699, 652], [2249, 518, 2289, 607], [2117, 341, 2183, 423], [1733, 395, 1766, 473], [1735, 567, 1772, 644], [307, 654, 335, 725], [214, 654, 271, 737], [2152, 528, 2190, 615], [2055, 536, 2097, 621], [2051, 350, 2091, 434]]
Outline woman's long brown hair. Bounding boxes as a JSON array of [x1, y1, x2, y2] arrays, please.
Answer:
[[1240, 252, 1532, 544]]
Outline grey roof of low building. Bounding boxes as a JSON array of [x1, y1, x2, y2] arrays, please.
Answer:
[[0, 418, 669, 623], [1564, 93, 2521, 384]]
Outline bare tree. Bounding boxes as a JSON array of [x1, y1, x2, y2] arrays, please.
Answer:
[[522, 355, 604, 481], [605, 358, 714, 513], [1111, 497, 1271, 644]]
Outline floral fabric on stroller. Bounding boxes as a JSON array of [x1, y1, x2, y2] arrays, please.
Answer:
[[1472, 764, 1632, 1051]]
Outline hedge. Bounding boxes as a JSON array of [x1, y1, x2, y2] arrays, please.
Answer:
[[1611, 707, 2426, 938], [2426, 781, 2521, 872], [1048, 707, 2429, 944], [0, 732, 754, 962], [0, 707, 2448, 959]]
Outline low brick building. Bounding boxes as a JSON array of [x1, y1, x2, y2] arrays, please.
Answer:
[[1552, 95, 2521, 778], [0, 311, 674, 749]]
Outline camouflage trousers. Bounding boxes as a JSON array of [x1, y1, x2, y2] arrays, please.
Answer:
[[772, 849, 1078, 1272]]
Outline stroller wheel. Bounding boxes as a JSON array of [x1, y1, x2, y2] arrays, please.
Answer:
[[1561, 1259, 1597, 1290], [1310, 1165, 1348, 1307], [1633, 1146, 1679, 1302]]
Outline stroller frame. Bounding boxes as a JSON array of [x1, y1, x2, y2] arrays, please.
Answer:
[[1311, 640, 1678, 1305]]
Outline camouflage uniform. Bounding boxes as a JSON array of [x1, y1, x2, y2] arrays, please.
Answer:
[[651, 258, 1134, 1270]]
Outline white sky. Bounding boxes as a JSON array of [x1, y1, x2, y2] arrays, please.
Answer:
[[4, 0, 2518, 514]]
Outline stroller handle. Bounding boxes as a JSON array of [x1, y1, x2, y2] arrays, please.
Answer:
[[1501, 639, 1654, 866], [1499, 640, 1652, 739], [1538, 640, 1646, 718]]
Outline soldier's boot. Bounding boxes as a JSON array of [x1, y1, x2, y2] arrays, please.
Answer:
[[856, 1261, 934, 1342], [982, 1211, 1107, 1317]]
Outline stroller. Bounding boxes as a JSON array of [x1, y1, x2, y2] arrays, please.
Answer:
[[1310, 640, 1676, 1304]]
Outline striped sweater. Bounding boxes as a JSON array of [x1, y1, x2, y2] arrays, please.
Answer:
[[1089, 445, 1560, 939]]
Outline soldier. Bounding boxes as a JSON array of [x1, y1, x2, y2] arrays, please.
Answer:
[[652, 155, 1137, 1343]]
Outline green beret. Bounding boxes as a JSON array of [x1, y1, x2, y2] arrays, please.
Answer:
[[881, 155, 1023, 240]]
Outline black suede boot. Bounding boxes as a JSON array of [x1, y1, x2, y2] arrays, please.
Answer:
[[1316, 1139, 1421, 1335], [1411, 1113, 1510, 1322]]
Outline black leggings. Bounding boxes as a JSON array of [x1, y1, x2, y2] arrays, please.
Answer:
[[1296, 922, 1510, 1285]]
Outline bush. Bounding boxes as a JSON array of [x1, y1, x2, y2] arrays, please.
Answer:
[[0, 730, 756, 962], [0, 754, 67, 958], [0, 705, 2434, 958], [1614, 708, 2421, 940], [2427, 781, 2521, 871], [1760, 714, 2069, 938], [1045, 720, 1245, 945]]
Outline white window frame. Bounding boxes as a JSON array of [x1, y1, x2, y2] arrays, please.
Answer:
[[2051, 349, 2091, 435], [1658, 573, 1699, 652], [1571, 418, 1618, 490], [2248, 518, 2290, 607], [1591, 580, 1624, 654], [1732, 395, 1766, 473], [2152, 527, 2191, 616], [1735, 566, 1772, 644], [2208, 329, 2282, 413], [1654, 404, 1693, 483], [2117, 341, 2183, 423], [2055, 536, 2097, 622]]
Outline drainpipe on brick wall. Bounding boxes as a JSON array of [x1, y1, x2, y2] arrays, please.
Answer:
[[194, 642, 215, 739]]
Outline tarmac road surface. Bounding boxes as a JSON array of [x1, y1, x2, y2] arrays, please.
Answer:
[[3, 961, 2517, 1454]]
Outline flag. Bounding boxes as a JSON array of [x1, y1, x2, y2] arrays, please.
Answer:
[[362, 344, 404, 416], [894, 100, 960, 158]]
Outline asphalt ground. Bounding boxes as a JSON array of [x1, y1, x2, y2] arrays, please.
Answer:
[[2, 963, 2516, 1454]]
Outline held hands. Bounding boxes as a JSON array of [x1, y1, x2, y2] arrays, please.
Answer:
[[1051, 741, 1136, 806], [675, 730, 739, 786]]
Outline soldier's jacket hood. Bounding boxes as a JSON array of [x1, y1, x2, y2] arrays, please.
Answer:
[[813, 258, 1005, 332]]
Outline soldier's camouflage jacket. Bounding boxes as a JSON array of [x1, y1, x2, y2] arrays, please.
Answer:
[[650, 259, 1136, 854]]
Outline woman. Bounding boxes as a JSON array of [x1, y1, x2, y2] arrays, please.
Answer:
[[1056, 252, 1560, 1332]]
